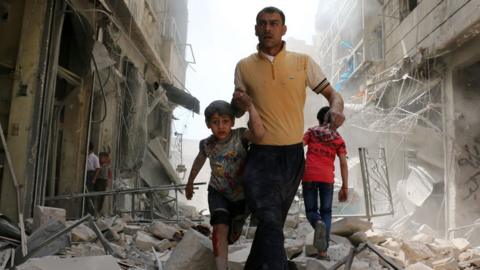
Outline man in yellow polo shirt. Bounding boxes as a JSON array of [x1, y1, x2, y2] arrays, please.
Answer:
[[232, 6, 345, 269]]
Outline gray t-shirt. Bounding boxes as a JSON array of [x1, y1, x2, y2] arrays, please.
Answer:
[[200, 128, 248, 201]]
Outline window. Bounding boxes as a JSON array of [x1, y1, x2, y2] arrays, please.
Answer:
[[399, 0, 417, 21]]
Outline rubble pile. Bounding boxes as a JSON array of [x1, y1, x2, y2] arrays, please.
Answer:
[[1, 207, 479, 269]]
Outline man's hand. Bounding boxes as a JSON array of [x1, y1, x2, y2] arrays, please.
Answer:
[[338, 187, 348, 202], [185, 182, 194, 200], [329, 109, 345, 130], [232, 88, 252, 112]]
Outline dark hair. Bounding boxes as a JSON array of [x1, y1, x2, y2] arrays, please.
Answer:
[[204, 100, 234, 125], [256, 6, 285, 25], [99, 152, 109, 158], [317, 106, 331, 125], [89, 142, 94, 152]]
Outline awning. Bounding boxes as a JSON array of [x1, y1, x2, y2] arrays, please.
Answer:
[[162, 83, 200, 114]]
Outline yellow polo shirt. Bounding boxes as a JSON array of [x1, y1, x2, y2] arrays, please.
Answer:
[[234, 44, 330, 145]]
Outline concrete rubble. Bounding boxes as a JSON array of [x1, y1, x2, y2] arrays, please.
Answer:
[[0, 206, 479, 270]]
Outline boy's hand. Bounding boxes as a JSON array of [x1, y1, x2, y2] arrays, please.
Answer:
[[338, 187, 348, 202], [185, 182, 194, 200]]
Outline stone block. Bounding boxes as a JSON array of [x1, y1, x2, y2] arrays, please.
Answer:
[[431, 257, 458, 270], [296, 221, 314, 238], [69, 222, 97, 242], [33, 206, 66, 231], [164, 229, 216, 270], [123, 225, 143, 236], [428, 238, 455, 254], [305, 231, 317, 256], [401, 241, 435, 262], [331, 218, 372, 237], [365, 230, 388, 244], [150, 221, 179, 240], [156, 239, 177, 252]]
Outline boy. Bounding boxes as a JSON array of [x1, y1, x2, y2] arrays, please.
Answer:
[[185, 98, 264, 270], [94, 152, 112, 216], [303, 106, 348, 260]]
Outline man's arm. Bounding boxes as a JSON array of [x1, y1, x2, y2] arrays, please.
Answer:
[[338, 154, 348, 202], [243, 103, 265, 143], [232, 63, 251, 117], [320, 85, 345, 129], [185, 152, 207, 200]]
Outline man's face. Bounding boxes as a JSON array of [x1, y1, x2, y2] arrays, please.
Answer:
[[207, 113, 234, 141], [255, 12, 286, 51]]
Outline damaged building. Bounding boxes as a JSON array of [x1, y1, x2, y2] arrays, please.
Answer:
[[0, 0, 199, 221], [314, 0, 480, 244]]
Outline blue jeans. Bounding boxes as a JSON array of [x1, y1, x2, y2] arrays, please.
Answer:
[[302, 182, 334, 249]]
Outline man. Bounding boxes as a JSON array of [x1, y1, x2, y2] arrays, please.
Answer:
[[85, 142, 100, 215], [232, 6, 345, 269]]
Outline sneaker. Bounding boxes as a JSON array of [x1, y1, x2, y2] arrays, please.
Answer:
[[313, 220, 327, 251]]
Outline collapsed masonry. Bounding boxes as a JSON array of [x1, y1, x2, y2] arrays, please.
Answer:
[[1, 206, 479, 270]]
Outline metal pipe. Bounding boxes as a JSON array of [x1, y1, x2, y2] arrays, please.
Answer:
[[45, 182, 206, 200]]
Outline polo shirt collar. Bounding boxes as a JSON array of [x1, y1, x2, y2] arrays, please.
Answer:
[[257, 41, 287, 62]]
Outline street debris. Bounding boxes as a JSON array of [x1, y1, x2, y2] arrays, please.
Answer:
[[0, 205, 479, 270]]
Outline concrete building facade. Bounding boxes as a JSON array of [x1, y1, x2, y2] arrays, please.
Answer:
[[0, 0, 198, 220], [314, 0, 480, 241]]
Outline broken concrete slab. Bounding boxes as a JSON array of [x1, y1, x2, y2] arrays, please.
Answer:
[[16, 255, 122, 270], [296, 222, 314, 239], [164, 229, 216, 270], [401, 241, 435, 262], [150, 221, 179, 240], [70, 243, 106, 257], [68, 222, 97, 242], [405, 262, 434, 270], [349, 231, 367, 246], [156, 239, 177, 252], [364, 230, 387, 244], [411, 233, 435, 243], [417, 224, 438, 237], [33, 206, 66, 231], [330, 234, 353, 247], [380, 238, 402, 252], [285, 215, 299, 229], [331, 217, 372, 237], [305, 231, 317, 256], [427, 238, 455, 254], [305, 257, 335, 270], [228, 245, 251, 270], [285, 238, 304, 259], [135, 231, 163, 251], [451, 238, 470, 252], [15, 220, 70, 263]]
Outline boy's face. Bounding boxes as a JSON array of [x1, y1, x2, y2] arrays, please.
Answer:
[[207, 113, 234, 141], [100, 155, 109, 164]]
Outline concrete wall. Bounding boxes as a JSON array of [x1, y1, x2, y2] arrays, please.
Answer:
[[445, 35, 480, 234], [384, 0, 480, 68]]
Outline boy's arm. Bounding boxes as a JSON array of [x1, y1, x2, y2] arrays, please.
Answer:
[[243, 104, 265, 143], [338, 153, 349, 202], [185, 151, 207, 200]]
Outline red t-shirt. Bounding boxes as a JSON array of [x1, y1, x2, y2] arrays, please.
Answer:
[[303, 125, 347, 183]]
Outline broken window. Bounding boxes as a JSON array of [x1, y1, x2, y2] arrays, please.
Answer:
[[399, 0, 417, 21]]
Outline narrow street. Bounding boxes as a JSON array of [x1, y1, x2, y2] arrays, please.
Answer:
[[0, 0, 479, 269]]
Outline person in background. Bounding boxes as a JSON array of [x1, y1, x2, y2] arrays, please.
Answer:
[[185, 99, 264, 270], [85, 142, 100, 215], [303, 106, 349, 260], [93, 152, 112, 216]]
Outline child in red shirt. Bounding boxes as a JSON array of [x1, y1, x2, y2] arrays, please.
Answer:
[[303, 106, 349, 260]]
